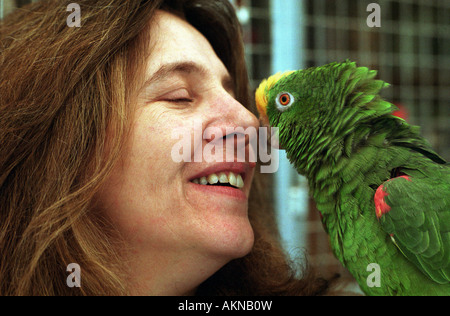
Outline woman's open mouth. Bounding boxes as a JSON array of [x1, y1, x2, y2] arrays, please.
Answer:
[[190, 171, 244, 189], [187, 162, 254, 200]]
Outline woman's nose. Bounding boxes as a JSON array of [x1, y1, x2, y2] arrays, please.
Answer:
[[202, 92, 259, 162], [204, 91, 259, 134]]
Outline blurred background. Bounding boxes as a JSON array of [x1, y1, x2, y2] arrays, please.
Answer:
[[2, 0, 449, 292]]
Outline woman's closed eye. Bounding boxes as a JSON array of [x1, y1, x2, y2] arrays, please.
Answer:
[[160, 88, 193, 104]]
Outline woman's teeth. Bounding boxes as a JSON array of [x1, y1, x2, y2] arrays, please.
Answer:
[[191, 171, 244, 189]]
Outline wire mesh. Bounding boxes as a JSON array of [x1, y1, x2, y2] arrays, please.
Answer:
[[302, 0, 449, 287], [243, 0, 449, 291]]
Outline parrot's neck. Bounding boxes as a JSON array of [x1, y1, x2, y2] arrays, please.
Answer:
[[286, 129, 350, 180], [285, 122, 376, 199]]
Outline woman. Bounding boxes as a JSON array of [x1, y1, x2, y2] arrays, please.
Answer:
[[0, 0, 334, 295]]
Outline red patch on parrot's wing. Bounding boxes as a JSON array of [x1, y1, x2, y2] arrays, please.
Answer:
[[374, 175, 411, 219], [374, 185, 390, 219], [396, 175, 411, 182]]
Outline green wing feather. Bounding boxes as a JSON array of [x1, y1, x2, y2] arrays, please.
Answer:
[[378, 164, 450, 284]]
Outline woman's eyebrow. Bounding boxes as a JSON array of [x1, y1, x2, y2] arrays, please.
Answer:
[[141, 61, 234, 93]]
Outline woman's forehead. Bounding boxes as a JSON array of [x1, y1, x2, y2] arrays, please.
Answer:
[[144, 11, 231, 88]]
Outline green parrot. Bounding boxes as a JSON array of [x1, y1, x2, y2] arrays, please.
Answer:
[[255, 60, 450, 296]]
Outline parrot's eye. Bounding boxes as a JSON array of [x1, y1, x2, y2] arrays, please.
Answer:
[[279, 94, 290, 105], [275, 92, 294, 112]]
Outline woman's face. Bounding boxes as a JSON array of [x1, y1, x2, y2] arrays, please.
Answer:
[[95, 11, 259, 294]]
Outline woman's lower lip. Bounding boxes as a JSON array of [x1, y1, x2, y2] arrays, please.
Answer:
[[188, 182, 247, 200]]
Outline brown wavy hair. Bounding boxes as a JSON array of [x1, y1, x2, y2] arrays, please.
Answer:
[[0, 0, 333, 295]]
